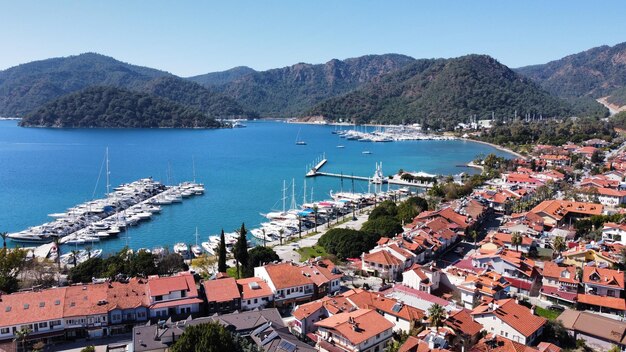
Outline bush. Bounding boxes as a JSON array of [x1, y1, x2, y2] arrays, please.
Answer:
[[318, 228, 379, 260]]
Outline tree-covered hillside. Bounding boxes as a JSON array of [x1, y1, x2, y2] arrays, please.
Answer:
[[140, 76, 257, 119], [0, 53, 171, 116], [515, 42, 626, 100], [308, 55, 574, 129], [19, 86, 221, 128], [213, 54, 416, 117], [187, 66, 256, 86]]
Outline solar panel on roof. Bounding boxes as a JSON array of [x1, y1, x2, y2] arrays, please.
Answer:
[[277, 340, 296, 352], [391, 303, 403, 313]]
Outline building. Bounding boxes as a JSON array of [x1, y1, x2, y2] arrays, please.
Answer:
[[602, 222, 626, 245], [443, 309, 484, 349], [398, 334, 452, 352], [539, 262, 579, 305], [254, 262, 315, 307], [558, 309, 626, 352], [458, 270, 510, 309], [202, 277, 241, 314], [577, 266, 626, 314], [471, 299, 546, 345], [529, 200, 603, 228], [401, 264, 441, 294], [314, 309, 394, 352], [361, 250, 405, 280], [250, 323, 316, 352], [237, 277, 274, 310], [146, 273, 202, 319], [470, 334, 540, 352]]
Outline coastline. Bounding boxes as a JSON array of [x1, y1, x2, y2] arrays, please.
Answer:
[[461, 138, 526, 159]]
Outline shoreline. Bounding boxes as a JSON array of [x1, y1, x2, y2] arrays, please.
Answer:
[[461, 138, 526, 159]]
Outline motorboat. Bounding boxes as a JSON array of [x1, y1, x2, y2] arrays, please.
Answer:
[[173, 243, 189, 257]]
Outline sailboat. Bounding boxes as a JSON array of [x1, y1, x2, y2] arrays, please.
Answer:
[[191, 227, 203, 257], [295, 128, 307, 145]]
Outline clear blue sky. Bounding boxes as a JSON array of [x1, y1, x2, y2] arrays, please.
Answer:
[[1, 0, 625, 77]]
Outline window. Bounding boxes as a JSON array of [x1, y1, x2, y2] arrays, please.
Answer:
[[607, 290, 615, 297], [155, 295, 163, 301], [376, 333, 380, 339], [0, 328, 9, 334], [50, 320, 62, 327], [254, 298, 258, 304], [299, 287, 303, 292], [38, 322, 48, 328]]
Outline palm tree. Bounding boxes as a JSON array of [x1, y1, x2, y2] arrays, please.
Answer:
[[53, 237, 61, 269], [552, 236, 566, 256], [312, 205, 319, 232], [14, 327, 30, 352], [0, 232, 7, 249], [85, 245, 93, 259], [511, 232, 523, 252], [427, 303, 445, 328], [70, 249, 80, 267], [278, 228, 284, 246]]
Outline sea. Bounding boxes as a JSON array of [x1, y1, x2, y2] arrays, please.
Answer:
[[0, 120, 513, 253]]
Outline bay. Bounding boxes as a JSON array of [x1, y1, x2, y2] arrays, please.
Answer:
[[0, 120, 512, 253]]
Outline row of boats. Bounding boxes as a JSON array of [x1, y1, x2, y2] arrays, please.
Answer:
[[7, 178, 204, 246], [333, 125, 457, 142]]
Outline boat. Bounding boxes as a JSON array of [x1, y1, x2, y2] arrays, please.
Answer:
[[201, 239, 216, 255], [336, 145, 345, 148], [191, 227, 203, 257], [362, 151, 372, 154], [7, 231, 52, 243], [295, 128, 307, 145], [173, 242, 189, 257], [232, 121, 247, 128]]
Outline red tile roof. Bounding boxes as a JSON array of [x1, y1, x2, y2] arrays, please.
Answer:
[[0, 287, 67, 327], [472, 299, 546, 338], [344, 289, 424, 322], [398, 336, 451, 352], [149, 297, 203, 309], [262, 262, 314, 289], [315, 309, 394, 345], [577, 294, 626, 310], [541, 262, 578, 284], [237, 277, 273, 300], [471, 334, 539, 352], [444, 309, 483, 337], [582, 266, 625, 289], [363, 250, 403, 266], [147, 272, 197, 297], [63, 284, 109, 317], [203, 277, 241, 303]]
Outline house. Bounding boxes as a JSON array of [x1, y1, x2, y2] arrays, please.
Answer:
[[361, 250, 405, 280], [529, 200, 603, 228], [106, 279, 151, 334], [401, 264, 441, 294], [458, 270, 510, 309], [443, 309, 483, 349], [482, 232, 535, 253], [580, 176, 620, 189], [237, 277, 274, 310], [558, 309, 626, 352], [602, 222, 626, 245], [146, 272, 202, 319], [300, 259, 343, 297], [574, 146, 598, 159], [250, 323, 316, 352], [202, 277, 241, 314], [584, 138, 610, 148], [539, 262, 579, 305], [578, 187, 626, 207], [577, 266, 625, 314], [471, 299, 546, 345], [470, 334, 540, 352], [63, 284, 110, 339], [561, 243, 621, 268], [470, 250, 538, 295], [398, 335, 452, 352], [254, 262, 315, 307], [313, 309, 394, 352], [540, 154, 570, 167]]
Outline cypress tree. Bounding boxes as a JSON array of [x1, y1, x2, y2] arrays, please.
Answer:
[[234, 223, 249, 278], [217, 229, 227, 273]]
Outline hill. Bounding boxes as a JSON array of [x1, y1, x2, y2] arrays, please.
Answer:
[[210, 54, 416, 117], [307, 55, 573, 129], [0, 53, 171, 116], [19, 86, 221, 128], [515, 42, 626, 100], [140, 76, 256, 118], [187, 66, 256, 86]]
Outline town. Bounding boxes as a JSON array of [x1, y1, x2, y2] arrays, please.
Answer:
[[1, 134, 625, 352]]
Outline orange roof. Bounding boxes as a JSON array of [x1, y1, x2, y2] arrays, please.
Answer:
[[471, 334, 539, 352], [363, 250, 403, 266], [542, 262, 579, 284], [106, 279, 149, 310], [315, 309, 394, 345], [582, 266, 625, 289], [398, 336, 451, 352], [472, 299, 546, 338], [262, 262, 314, 289], [300, 261, 343, 287], [0, 287, 67, 326], [64, 284, 109, 317], [237, 277, 273, 300], [444, 309, 483, 337], [577, 294, 626, 310], [537, 342, 562, 352], [147, 272, 197, 297], [530, 200, 603, 221], [344, 289, 424, 322], [203, 277, 241, 303], [438, 207, 469, 229]]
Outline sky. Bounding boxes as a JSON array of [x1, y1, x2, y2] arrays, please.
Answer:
[[1, 1, 625, 77]]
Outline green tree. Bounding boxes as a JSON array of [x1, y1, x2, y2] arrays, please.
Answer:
[[0, 248, 27, 293], [171, 322, 255, 352], [70, 249, 80, 267], [129, 250, 158, 276], [14, 327, 30, 352], [157, 252, 187, 275], [511, 232, 523, 252], [428, 303, 445, 328], [244, 247, 279, 277], [80, 347, 96, 352], [552, 236, 566, 255], [470, 230, 478, 248], [68, 257, 105, 283], [318, 228, 379, 260], [233, 223, 249, 279], [312, 205, 319, 231], [217, 229, 227, 273], [361, 216, 403, 238]]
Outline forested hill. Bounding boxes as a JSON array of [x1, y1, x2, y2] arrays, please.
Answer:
[[19, 86, 221, 128], [140, 77, 257, 119], [0, 53, 171, 116], [208, 54, 416, 117], [515, 42, 626, 100], [187, 66, 256, 86], [307, 55, 575, 129]]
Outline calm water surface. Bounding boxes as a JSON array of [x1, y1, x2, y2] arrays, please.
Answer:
[[0, 120, 512, 253]]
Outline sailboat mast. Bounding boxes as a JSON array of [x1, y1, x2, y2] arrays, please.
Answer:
[[290, 178, 297, 210], [303, 179, 307, 205], [106, 147, 110, 197], [192, 156, 196, 183], [282, 180, 286, 213]]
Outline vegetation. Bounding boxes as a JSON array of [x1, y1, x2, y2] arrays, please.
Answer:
[[0, 247, 27, 293], [309, 55, 574, 128], [233, 223, 249, 278], [297, 245, 329, 261], [516, 41, 626, 99], [610, 111, 626, 130], [478, 118, 616, 147], [318, 228, 380, 260], [243, 246, 279, 277], [540, 320, 576, 350], [573, 213, 625, 240], [68, 248, 187, 283], [171, 321, 259, 352], [20, 86, 222, 128], [534, 306, 562, 320], [427, 303, 445, 328], [428, 174, 490, 201], [217, 229, 227, 273], [216, 54, 415, 117], [188, 66, 256, 86], [607, 86, 626, 107]]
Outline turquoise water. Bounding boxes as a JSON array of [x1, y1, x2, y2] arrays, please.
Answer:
[[0, 120, 512, 253]]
